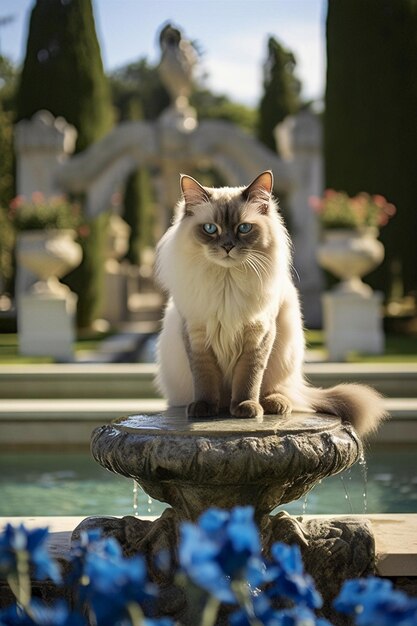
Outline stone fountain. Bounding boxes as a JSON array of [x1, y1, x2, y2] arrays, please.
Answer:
[[73, 409, 374, 624], [69, 25, 373, 624]]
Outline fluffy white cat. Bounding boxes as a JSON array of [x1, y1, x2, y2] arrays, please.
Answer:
[[155, 171, 387, 436]]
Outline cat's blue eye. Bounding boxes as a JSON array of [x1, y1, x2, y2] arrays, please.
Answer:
[[238, 223, 252, 234], [203, 223, 218, 235]]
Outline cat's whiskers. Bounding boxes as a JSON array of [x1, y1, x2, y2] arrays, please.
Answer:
[[249, 254, 270, 274], [243, 250, 271, 281], [244, 256, 263, 285], [249, 249, 273, 267]]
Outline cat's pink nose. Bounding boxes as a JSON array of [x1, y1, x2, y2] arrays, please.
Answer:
[[222, 243, 235, 253]]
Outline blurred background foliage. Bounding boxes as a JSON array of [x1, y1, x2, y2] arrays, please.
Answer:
[[0, 0, 416, 328], [325, 0, 417, 299]]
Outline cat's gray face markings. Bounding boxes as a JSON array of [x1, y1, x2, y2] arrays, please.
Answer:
[[193, 193, 260, 264]]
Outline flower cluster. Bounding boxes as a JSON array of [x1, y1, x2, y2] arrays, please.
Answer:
[[1, 508, 416, 626], [309, 189, 396, 230], [335, 577, 417, 626], [7, 193, 81, 232]]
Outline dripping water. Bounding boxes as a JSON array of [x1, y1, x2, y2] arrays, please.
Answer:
[[340, 474, 354, 513], [358, 450, 368, 513], [132, 480, 154, 516], [132, 480, 140, 517], [302, 494, 308, 516]]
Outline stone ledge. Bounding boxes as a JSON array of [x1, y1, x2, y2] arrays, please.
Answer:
[[1, 362, 417, 399], [1, 514, 416, 578], [0, 399, 415, 447]]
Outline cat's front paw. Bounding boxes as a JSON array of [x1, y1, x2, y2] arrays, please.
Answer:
[[187, 401, 219, 418], [261, 393, 293, 415], [231, 400, 263, 419]]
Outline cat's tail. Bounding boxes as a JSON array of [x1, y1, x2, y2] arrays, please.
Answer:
[[302, 383, 388, 436]]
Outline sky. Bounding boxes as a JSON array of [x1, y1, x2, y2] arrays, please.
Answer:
[[0, 0, 327, 107]]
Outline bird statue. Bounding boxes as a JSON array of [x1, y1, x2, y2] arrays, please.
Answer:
[[158, 23, 198, 108]]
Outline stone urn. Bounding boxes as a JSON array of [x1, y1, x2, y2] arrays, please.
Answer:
[[16, 229, 82, 296], [317, 228, 384, 297]]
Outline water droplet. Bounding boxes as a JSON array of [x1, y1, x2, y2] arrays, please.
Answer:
[[358, 451, 368, 513], [147, 495, 153, 514], [302, 494, 308, 516], [340, 474, 353, 513], [132, 480, 140, 517]]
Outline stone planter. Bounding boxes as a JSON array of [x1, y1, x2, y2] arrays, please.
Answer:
[[317, 228, 384, 297], [16, 229, 82, 296]]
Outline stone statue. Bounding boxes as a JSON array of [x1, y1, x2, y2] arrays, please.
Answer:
[[158, 23, 198, 109]]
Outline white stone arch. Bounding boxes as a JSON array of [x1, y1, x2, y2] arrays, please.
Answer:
[[54, 118, 294, 219], [15, 111, 324, 326]]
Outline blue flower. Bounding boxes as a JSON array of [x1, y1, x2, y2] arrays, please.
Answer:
[[179, 506, 264, 604], [0, 525, 60, 583], [67, 529, 102, 584], [70, 532, 158, 626], [270, 606, 332, 626], [230, 596, 332, 626], [0, 600, 84, 626], [266, 543, 322, 610], [334, 577, 417, 626]]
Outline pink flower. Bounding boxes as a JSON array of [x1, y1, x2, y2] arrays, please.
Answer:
[[372, 194, 387, 208], [384, 203, 396, 216], [9, 195, 26, 210], [31, 191, 45, 204], [308, 196, 323, 212], [324, 189, 338, 199], [312, 189, 396, 229], [78, 224, 90, 238]]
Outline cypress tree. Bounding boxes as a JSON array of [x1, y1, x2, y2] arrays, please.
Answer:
[[16, 0, 113, 327], [110, 68, 158, 268], [0, 102, 13, 208], [123, 167, 154, 266], [0, 54, 17, 207], [325, 0, 417, 296], [258, 36, 301, 154]]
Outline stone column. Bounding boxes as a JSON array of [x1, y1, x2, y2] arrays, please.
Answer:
[[102, 214, 131, 326], [322, 291, 384, 361], [14, 111, 80, 361], [14, 110, 77, 200], [277, 109, 324, 328]]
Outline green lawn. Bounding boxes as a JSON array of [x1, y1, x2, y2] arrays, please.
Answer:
[[0, 330, 416, 364], [305, 330, 417, 363], [0, 332, 113, 364]]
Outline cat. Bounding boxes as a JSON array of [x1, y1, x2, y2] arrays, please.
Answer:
[[155, 170, 387, 436]]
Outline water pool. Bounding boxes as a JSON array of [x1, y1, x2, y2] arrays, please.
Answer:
[[1, 444, 416, 518]]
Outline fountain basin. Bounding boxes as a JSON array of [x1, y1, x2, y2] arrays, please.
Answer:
[[91, 410, 362, 521], [73, 410, 372, 624]]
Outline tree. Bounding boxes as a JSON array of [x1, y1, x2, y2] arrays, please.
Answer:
[[109, 58, 170, 123], [0, 56, 18, 295], [191, 89, 256, 133], [0, 55, 15, 208], [109, 60, 163, 266], [123, 167, 155, 266], [16, 0, 113, 327], [257, 36, 301, 153], [325, 0, 417, 297]]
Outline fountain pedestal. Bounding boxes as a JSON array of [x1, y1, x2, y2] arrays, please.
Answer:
[[73, 410, 374, 624]]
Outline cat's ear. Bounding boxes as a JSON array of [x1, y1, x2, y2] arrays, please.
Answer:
[[180, 174, 210, 210], [243, 171, 274, 198], [242, 171, 273, 214]]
